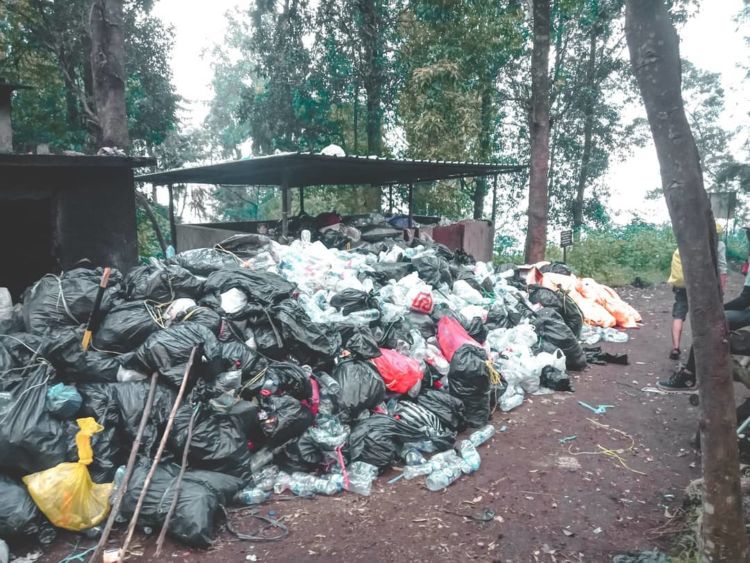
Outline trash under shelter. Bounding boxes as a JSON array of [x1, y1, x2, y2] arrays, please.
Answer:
[[136, 152, 524, 261], [0, 154, 154, 298]]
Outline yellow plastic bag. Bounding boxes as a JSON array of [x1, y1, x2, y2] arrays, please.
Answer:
[[667, 249, 684, 287], [23, 417, 113, 531]]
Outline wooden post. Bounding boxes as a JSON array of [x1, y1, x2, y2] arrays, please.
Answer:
[[0, 88, 12, 153], [167, 184, 177, 251], [408, 183, 414, 226], [491, 175, 498, 226], [299, 187, 305, 215], [281, 174, 290, 238], [626, 1, 749, 559], [389, 186, 394, 215]]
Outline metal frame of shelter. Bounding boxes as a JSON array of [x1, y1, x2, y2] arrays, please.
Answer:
[[136, 151, 524, 242]]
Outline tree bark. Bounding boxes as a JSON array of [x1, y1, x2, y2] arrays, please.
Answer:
[[358, 0, 382, 212], [573, 27, 598, 235], [625, 2, 749, 561], [524, 0, 551, 263], [473, 86, 493, 220], [89, 0, 129, 149]]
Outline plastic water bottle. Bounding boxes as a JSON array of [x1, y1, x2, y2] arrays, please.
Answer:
[[273, 471, 291, 494], [602, 328, 629, 343], [316, 372, 341, 395], [403, 463, 433, 480], [237, 487, 271, 505], [289, 473, 318, 497], [253, 465, 279, 491], [458, 440, 481, 474], [315, 474, 344, 496], [402, 447, 427, 466], [425, 462, 463, 491], [345, 309, 381, 324], [346, 462, 378, 496], [469, 424, 496, 447]]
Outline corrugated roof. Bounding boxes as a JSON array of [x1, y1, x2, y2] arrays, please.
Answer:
[[136, 151, 524, 187]]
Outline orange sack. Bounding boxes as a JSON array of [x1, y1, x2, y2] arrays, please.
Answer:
[[578, 278, 641, 328], [541, 273, 616, 328]]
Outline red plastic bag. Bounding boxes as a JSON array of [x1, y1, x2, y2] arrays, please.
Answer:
[[436, 316, 481, 362], [371, 348, 424, 394], [743, 261, 749, 275]]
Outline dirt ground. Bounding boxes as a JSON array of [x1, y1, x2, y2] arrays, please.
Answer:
[[28, 277, 750, 563]]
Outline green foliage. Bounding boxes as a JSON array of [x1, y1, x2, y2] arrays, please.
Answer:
[[136, 197, 170, 261]]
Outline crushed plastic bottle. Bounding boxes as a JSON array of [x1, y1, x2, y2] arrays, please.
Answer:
[[401, 446, 427, 466], [425, 460, 463, 491], [288, 473, 317, 497], [345, 309, 381, 324], [253, 464, 280, 491], [402, 463, 434, 480], [458, 440, 481, 474], [236, 487, 271, 505], [602, 327, 629, 343], [346, 462, 378, 496], [251, 448, 274, 474], [273, 471, 291, 494], [469, 424, 496, 447]]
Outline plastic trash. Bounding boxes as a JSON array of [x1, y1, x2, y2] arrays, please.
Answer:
[[499, 383, 525, 412], [236, 487, 271, 505], [425, 459, 463, 491], [23, 417, 113, 531], [469, 424, 496, 447], [45, 383, 83, 419], [346, 461, 378, 496], [401, 446, 427, 466], [0, 288, 12, 321], [602, 327, 629, 343], [253, 465, 280, 491], [458, 440, 481, 473], [371, 348, 424, 394], [402, 463, 434, 480]]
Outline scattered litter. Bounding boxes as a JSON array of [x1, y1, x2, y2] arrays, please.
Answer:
[[578, 401, 615, 415], [559, 435, 577, 444]]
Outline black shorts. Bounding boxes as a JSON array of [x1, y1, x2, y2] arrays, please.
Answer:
[[672, 287, 688, 320]]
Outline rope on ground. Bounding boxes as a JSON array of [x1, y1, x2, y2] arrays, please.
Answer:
[[567, 417, 647, 476], [221, 505, 289, 542]]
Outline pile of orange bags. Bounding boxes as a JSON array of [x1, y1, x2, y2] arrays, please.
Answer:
[[540, 272, 641, 329]]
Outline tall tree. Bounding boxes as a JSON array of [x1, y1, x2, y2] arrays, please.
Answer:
[[524, 0, 551, 262], [626, 1, 749, 560], [89, 0, 129, 148]]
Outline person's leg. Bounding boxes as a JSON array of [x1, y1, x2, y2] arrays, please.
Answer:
[[670, 288, 688, 359], [659, 345, 697, 391]]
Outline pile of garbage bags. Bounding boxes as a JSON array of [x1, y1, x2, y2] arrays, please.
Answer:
[[0, 230, 636, 550]]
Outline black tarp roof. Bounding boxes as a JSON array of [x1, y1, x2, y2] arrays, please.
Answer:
[[136, 152, 524, 187]]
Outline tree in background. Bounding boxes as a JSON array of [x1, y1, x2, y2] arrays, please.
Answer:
[[626, 0, 748, 558], [0, 0, 178, 152], [89, 0, 129, 148], [524, 0, 551, 262]]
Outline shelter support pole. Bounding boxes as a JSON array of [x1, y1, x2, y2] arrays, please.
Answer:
[[299, 187, 305, 215], [167, 184, 177, 251], [491, 175, 498, 226], [408, 183, 414, 226], [389, 186, 394, 215], [281, 175, 290, 238]]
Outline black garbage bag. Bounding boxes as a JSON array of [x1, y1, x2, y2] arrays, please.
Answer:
[[448, 344, 491, 428], [123, 264, 204, 302], [540, 262, 572, 276], [583, 346, 629, 366], [202, 268, 295, 312], [42, 329, 122, 383], [112, 381, 176, 453], [0, 473, 55, 544], [340, 326, 381, 360], [347, 414, 398, 468], [170, 248, 241, 276], [378, 318, 414, 350], [178, 306, 223, 336], [263, 362, 313, 401], [212, 233, 275, 261], [252, 323, 285, 359], [532, 308, 587, 371], [406, 311, 436, 339], [332, 360, 386, 423], [273, 300, 341, 364], [0, 333, 45, 391], [465, 316, 488, 343], [392, 401, 455, 451], [330, 289, 379, 315], [484, 303, 511, 330], [318, 228, 353, 250], [121, 460, 243, 547], [415, 388, 466, 432], [220, 340, 267, 381], [259, 395, 315, 448], [540, 366, 573, 392], [22, 268, 121, 334], [0, 366, 67, 474], [275, 430, 324, 472], [430, 303, 469, 327], [370, 262, 414, 285], [93, 301, 160, 353], [125, 323, 223, 385], [0, 305, 25, 335], [528, 286, 583, 337], [169, 403, 253, 482], [412, 255, 453, 287], [359, 224, 403, 242]]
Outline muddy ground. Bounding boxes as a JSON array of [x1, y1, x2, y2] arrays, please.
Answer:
[[30, 278, 750, 563]]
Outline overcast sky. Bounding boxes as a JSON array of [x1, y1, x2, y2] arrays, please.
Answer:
[[152, 0, 749, 228]]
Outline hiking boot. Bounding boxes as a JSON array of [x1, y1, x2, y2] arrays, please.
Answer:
[[669, 348, 681, 360], [658, 367, 696, 392]]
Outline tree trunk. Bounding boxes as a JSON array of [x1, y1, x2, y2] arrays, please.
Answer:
[[524, 0, 551, 263], [473, 86, 493, 220], [625, 2, 749, 561], [89, 0, 129, 149], [573, 27, 598, 235], [359, 0, 382, 211]]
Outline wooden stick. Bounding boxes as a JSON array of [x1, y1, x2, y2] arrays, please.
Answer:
[[154, 403, 200, 557], [89, 372, 159, 563], [82, 267, 111, 352], [118, 347, 198, 561]]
